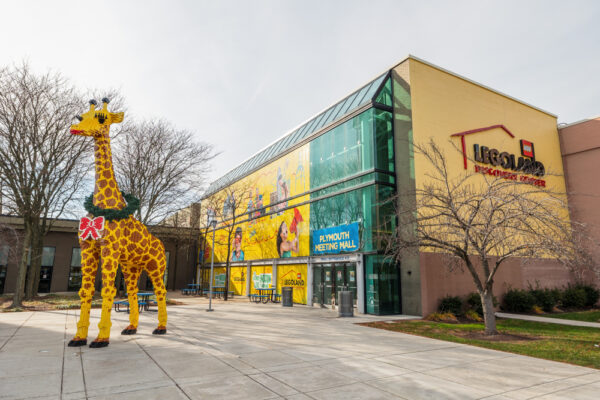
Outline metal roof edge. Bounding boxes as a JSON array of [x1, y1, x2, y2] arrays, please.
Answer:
[[558, 115, 600, 129], [406, 54, 558, 118]]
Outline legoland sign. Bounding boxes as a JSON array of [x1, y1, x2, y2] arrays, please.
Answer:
[[451, 125, 546, 187]]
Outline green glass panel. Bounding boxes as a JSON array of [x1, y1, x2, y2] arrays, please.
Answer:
[[310, 110, 375, 189], [374, 78, 393, 107], [365, 254, 401, 315], [375, 109, 394, 173]]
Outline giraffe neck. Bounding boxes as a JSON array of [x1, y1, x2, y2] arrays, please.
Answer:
[[93, 133, 126, 210]]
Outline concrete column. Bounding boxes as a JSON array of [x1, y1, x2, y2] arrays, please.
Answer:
[[307, 260, 313, 307], [246, 262, 251, 297], [272, 260, 278, 290], [356, 254, 365, 314]]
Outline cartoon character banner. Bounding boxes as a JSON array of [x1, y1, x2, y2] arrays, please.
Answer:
[[207, 145, 310, 262]]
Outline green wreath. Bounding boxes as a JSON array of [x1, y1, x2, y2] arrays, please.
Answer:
[[83, 191, 140, 221]]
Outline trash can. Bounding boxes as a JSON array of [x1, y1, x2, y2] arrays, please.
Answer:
[[282, 286, 293, 307], [338, 291, 354, 317]]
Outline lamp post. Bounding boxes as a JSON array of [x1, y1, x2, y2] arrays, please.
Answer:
[[207, 212, 217, 312]]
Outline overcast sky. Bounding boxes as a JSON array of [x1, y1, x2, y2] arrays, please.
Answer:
[[1, 1, 598, 185]]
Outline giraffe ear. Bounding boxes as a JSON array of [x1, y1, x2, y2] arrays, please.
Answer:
[[110, 112, 124, 124]]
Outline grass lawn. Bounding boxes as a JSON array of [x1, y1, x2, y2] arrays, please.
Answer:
[[362, 318, 600, 369], [543, 309, 600, 323]]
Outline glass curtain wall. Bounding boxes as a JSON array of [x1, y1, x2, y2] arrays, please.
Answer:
[[68, 247, 82, 291]]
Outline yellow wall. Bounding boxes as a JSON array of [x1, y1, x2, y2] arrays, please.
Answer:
[[406, 58, 566, 195], [277, 263, 308, 304], [205, 144, 310, 263]]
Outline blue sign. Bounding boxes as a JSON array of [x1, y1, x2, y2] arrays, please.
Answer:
[[312, 223, 359, 254]]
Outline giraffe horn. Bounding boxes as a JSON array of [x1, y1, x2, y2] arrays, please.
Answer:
[[89, 99, 97, 111]]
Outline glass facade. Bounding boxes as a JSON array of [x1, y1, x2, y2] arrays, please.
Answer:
[[203, 77, 400, 314]]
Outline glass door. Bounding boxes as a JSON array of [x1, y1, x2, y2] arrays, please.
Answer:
[[312, 265, 324, 306], [345, 263, 358, 306], [322, 264, 333, 305]]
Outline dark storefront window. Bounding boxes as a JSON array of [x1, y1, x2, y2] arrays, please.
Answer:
[[0, 245, 8, 294], [28, 247, 55, 293], [68, 247, 82, 291]]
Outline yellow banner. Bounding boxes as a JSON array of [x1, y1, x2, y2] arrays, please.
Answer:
[[206, 144, 310, 263], [229, 267, 246, 295], [277, 264, 307, 304], [250, 265, 272, 294]]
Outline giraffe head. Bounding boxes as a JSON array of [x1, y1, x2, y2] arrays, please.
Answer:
[[70, 98, 124, 137]]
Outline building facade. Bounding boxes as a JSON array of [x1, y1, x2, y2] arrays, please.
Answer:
[[201, 56, 577, 315], [0, 215, 199, 295]]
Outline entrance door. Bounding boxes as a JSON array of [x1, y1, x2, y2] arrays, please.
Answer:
[[312, 263, 357, 307], [38, 266, 53, 293]]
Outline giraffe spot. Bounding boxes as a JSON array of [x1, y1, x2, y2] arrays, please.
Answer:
[[104, 161, 110, 169], [131, 231, 142, 243], [97, 193, 105, 201], [109, 180, 116, 188], [102, 273, 108, 280], [101, 248, 111, 258], [105, 188, 112, 197], [110, 271, 115, 278], [83, 268, 92, 274], [108, 221, 117, 230], [81, 242, 90, 250], [149, 249, 158, 256], [142, 255, 150, 262], [127, 244, 136, 252], [84, 283, 91, 289], [146, 259, 158, 271], [140, 239, 148, 247], [106, 198, 116, 207], [103, 170, 111, 179], [124, 228, 131, 236], [98, 179, 107, 189]]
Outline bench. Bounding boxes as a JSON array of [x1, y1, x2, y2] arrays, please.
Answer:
[[273, 294, 282, 303], [250, 294, 270, 303], [114, 300, 146, 313], [181, 288, 197, 295]]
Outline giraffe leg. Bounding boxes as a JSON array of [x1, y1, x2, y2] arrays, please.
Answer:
[[121, 265, 141, 335], [146, 245, 167, 335], [90, 253, 120, 348], [69, 241, 99, 347]]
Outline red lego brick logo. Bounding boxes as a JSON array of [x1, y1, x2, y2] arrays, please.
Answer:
[[520, 140, 535, 159]]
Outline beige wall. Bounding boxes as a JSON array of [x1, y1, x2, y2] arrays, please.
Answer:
[[560, 117, 600, 270]]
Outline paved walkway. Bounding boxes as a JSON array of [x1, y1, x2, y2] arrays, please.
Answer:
[[1, 296, 599, 400], [496, 312, 600, 328]]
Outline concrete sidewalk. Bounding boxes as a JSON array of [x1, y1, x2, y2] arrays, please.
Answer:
[[1, 296, 599, 400], [496, 312, 600, 328]]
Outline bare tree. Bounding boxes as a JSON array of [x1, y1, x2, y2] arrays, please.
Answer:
[[384, 140, 580, 335], [113, 119, 216, 225], [0, 64, 92, 306], [209, 182, 253, 300]]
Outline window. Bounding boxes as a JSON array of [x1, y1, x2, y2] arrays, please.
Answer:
[[68, 248, 82, 291], [0, 245, 8, 294], [27, 247, 56, 293]]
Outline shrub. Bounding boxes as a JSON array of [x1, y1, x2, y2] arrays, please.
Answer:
[[502, 288, 536, 313], [425, 312, 457, 322], [527, 284, 558, 312], [464, 309, 482, 322], [561, 285, 587, 309], [578, 284, 600, 307], [466, 292, 498, 316], [438, 295, 463, 317]]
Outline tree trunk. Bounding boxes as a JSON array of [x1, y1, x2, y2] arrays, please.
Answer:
[[11, 227, 31, 308], [171, 241, 179, 291], [481, 290, 497, 335], [25, 226, 43, 300]]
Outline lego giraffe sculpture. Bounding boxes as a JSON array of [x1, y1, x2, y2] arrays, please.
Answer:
[[68, 98, 167, 348]]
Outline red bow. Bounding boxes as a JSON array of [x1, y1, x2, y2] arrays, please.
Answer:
[[79, 216, 105, 240]]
